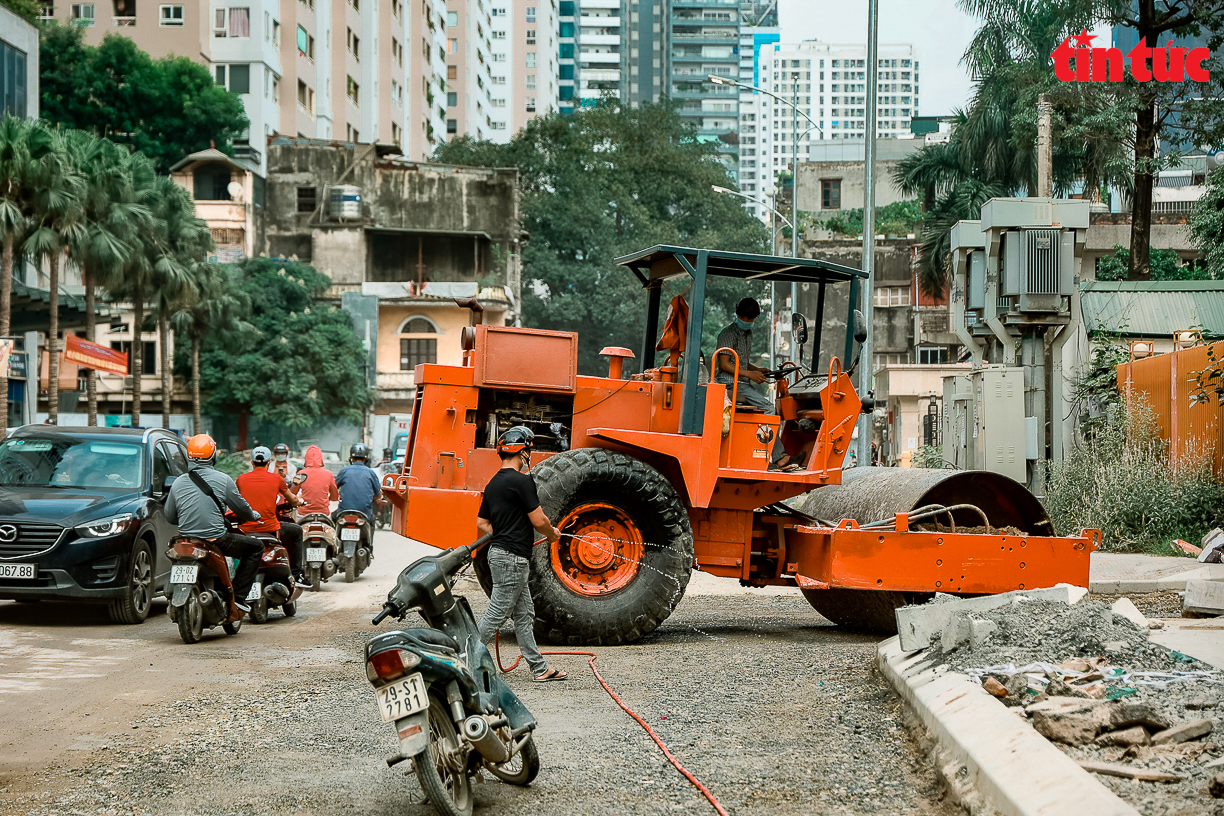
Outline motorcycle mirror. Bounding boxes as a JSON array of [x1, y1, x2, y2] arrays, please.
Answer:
[[792, 313, 808, 348]]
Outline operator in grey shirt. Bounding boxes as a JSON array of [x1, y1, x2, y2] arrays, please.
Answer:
[[165, 434, 263, 612], [713, 297, 792, 469]]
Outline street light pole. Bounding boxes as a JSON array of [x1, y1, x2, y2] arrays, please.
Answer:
[[856, 0, 879, 467]]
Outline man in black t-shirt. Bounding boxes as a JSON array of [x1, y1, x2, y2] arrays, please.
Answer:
[[475, 426, 567, 682]]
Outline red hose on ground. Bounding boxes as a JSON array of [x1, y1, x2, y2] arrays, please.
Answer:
[[494, 633, 730, 816]]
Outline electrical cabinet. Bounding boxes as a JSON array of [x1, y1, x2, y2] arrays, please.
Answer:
[[942, 366, 1026, 482]]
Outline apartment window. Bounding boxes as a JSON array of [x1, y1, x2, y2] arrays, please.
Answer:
[[110, 341, 158, 375], [492, 53, 506, 62], [821, 179, 841, 209], [392, 37, 402, 66], [40, 4, 55, 18], [159, 4, 183, 25], [448, 38, 457, 53], [525, 52, 536, 68], [399, 337, 436, 371], [491, 76, 505, 85], [349, 0, 358, 8], [526, 96, 536, 112], [0, 41, 28, 118], [346, 27, 360, 60], [918, 347, 949, 365], [346, 75, 359, 105], [70, 3, 95, 24], [447, 65, 457, 80], [392, 0, 401, 18], [271, 76, 280, 102], [271, 19, 280, 45], [297, 187, 316, 213], [346, 123, 360, 141], [214, 64, 251, 94], [526, 5, 535, 21], [559, 43, 573, 58], [111, 0, 135, 24], [446, 118, 457, 133], [391, 122, 401, 146], [446, 10, 457, 25], [492, 30, 505, 39], [525, 74, 536, 90], [297, 80, 314, 112], [214, 7, 250, 37], [525, 29, 536, 44], [447, 91, 457, 106], [874, 286, 910, 307]]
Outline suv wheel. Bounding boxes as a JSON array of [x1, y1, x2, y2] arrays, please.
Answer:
[[108, 541, 153, 624]]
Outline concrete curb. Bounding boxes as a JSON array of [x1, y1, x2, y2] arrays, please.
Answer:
[[877, 637, 1138, 816], [1089, 563, 1224, 594]]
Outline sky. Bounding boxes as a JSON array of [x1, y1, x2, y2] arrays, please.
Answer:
[[779, 0, 981, 117]]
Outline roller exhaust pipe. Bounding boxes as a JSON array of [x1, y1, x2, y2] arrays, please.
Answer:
[[463, 715, 510, 763]]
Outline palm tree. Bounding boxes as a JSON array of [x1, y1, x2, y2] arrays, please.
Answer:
[[23, 127, 85, 425], [0, 116, 55, 431], [64, 132, 152, 425], [170, 263, 253, 432], [142, 176, 212, 428]]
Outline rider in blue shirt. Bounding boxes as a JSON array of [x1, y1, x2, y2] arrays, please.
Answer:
[[335, 443, 383, 553]]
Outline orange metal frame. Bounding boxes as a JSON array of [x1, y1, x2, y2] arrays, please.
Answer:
[[384, 324, 1098, 597]]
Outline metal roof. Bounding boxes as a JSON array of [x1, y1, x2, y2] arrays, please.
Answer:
[[1081, 280, 1224, 338], [614, 245, 867, 286]]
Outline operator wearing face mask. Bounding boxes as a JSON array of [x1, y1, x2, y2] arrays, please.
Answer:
[[714, 297, 773, 412]]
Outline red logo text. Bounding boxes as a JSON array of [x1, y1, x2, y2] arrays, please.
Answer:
[[1051, 29, 1210, 83]]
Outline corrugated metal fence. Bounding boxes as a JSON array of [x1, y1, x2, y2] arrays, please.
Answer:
[[1116, 341, 1224, 472]]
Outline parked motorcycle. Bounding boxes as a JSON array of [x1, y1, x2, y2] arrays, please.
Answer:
[[300, 512, 338, 591], [246, 532, 303, 623], [369, 537, 540, 816], [335, 510, 371, 583], [166, 536, 243, 644], [374, 494, 392, 530]]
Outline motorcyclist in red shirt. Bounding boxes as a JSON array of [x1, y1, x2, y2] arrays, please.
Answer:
[[237, 446, 309, 588]]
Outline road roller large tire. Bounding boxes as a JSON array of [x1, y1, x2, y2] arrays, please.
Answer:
[[529, 449, 694, 646], [801, 588, 933, 635]]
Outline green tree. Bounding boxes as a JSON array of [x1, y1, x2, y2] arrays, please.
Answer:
[[0, 116, 54, 431], [39, 25, 249, 173], [63, 130, 153, 425], [1187, 164, 1224, 279], [1093, 244, 1205, 281], [434, 101, 771, 374], [170, 264, 254, 433], [22, 125, 85, 425], [819, 200, 924, 238], [1, 1, 40, 23], [196, 258, 374, 437]]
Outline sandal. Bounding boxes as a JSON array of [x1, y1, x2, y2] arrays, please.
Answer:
[[533, 668, 568, 682]]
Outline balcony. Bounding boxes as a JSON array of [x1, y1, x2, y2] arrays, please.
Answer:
[[670, 83, 736, 97], [583, 68, 621, 81], [580, 50, 621, 64], [580, 33, 620, 46], [672, 29, 737, 40], [672, 0, 738, 7], [377, 371, 416, 390], [579, 16, 620, 27]]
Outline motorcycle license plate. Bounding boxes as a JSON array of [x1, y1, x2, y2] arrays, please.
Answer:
[[376, 673, 428, 723], [340, 528, 361, 541], [0, 563, 34, 579], [170, 565, 198, 584], [246, 581, 262, 601], [306, 547, 327, 562]]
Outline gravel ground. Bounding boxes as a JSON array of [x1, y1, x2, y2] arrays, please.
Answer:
[[1090, 591, 1187, 619], [929, 597, 1223, 815], [0, 534, 959, 816]]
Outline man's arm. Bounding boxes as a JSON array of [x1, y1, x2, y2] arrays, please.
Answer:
[[527, 506, 560, 544], [223, 475, 260, 522], [278, 479, 302, 507], [165, 483, 179, 525], [718, 352, 767, 382], [476, 516, 493, 537]]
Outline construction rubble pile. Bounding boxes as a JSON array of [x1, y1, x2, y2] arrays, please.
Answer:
[[901, 590, 1224, 813]]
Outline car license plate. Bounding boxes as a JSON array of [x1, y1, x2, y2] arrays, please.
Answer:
[[170, 565, 198, 584], [340, 528, 361, 541], [0, 563, 35, 579], [375, 673, 428, 723], [306, 547, 327, 562], [246, 581, 262, 601]]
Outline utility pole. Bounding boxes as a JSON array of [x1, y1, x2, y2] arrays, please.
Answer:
[[1037, 94, 1052, 198], [855, 0, 879, 467]]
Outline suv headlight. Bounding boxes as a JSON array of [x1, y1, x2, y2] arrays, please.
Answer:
[[75, 514, 135, 538]]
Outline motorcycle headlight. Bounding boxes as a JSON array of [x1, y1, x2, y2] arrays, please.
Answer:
[[75, 514, 136, 539]]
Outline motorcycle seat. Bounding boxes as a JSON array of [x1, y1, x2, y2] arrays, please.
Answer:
[[402, 627, 461, 653]]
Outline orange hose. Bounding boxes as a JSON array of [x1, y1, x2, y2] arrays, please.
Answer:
[[494, 633, 730, 816]]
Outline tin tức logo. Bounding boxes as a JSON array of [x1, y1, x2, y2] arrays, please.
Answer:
[[1051, 29, 1210, 82]]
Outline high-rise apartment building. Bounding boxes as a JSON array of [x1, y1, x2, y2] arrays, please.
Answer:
[[444, 0, 493, 139], [736, 1, 777, 220], [41, 0, 448, 167], [485, 0, 560, 140], [671, 0, 739, 169], [754, 40, 919, 219]]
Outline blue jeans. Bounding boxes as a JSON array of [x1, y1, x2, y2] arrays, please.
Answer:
[[477, 547, 548, 676]]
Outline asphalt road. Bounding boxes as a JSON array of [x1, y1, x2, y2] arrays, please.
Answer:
[[0, 531, 960, 816]]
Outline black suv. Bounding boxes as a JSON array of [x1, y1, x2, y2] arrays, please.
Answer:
[[0, 426, 189, 623]]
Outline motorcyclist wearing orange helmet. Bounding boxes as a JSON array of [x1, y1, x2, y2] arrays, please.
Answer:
[[165, 434, 264, 613]]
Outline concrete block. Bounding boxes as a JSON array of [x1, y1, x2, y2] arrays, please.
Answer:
[[1184, 579, 1224, 616], [895, 583, 1088, 652], [1109, 597, 1149, 630], [969, 618, 998, 649], [1151, 718, 1213, 745], [940, 613, 972, 653]]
